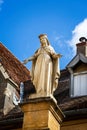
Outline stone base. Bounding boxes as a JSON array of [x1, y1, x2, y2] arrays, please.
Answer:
[[20, 96, 64, 130]]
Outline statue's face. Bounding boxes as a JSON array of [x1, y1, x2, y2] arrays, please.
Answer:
[[40, 37, 47, 47]]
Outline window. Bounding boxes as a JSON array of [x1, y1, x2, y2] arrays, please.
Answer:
[[72, 72, 87, 97]]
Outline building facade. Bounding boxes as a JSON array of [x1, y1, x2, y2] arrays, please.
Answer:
[[0, 37, 87, 130]]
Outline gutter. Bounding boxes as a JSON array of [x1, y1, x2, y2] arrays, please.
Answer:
[[0, 116, 23, 124], [0, 117, 23, 129], [63, 108, 87, 121]]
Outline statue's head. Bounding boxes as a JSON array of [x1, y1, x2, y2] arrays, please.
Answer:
[[38, 34, 50, 45]]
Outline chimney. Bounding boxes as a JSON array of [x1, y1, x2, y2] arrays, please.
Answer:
[[76, 37, 87, 57]]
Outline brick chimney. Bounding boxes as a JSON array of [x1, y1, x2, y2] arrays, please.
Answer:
[[76, 37, 87, 57]]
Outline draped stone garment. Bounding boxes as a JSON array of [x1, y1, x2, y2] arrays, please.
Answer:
[[30, 45, 60, 96]]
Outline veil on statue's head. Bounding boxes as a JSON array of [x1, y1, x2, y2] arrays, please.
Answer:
[[38, 34, 50, 45]]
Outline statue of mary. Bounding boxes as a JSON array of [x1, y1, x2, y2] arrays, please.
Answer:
[[23, 34, 61, 98]]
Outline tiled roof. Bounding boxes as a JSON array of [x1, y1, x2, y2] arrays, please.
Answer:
[[0, 43, 31, 87], [54, 69, 70, 96], [59, 96, 87, 111]]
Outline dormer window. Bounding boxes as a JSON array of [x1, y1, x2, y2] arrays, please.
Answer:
[[67, 38, 87, 97], [68, 61, 87, 97]]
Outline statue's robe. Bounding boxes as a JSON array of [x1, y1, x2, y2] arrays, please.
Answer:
[[30, 45, 60, 96]]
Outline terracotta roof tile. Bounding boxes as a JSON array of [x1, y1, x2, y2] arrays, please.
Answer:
[[0, 43, 31, 87]]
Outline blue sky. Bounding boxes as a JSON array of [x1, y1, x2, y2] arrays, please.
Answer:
[[0, 0, 87, 70]]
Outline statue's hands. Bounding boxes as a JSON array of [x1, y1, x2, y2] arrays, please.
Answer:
[[22, 56, 36, 64], [52, 53, 62, 59], [22, 59, 28, 64], [56, 54, 62, 58]]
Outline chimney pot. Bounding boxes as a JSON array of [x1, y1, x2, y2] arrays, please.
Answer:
[[79, 37, 87, 42], [76, 37, 87, 57]]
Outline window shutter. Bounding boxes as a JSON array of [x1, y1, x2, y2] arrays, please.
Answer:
[[74, 73, 87, 96]]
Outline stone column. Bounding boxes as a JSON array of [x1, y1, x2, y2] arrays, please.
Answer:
[[20, 96, 64, 130]]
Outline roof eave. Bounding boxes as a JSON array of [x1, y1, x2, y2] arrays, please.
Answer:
[[66, 53, 87, 69], [63, 108, 87, 121]]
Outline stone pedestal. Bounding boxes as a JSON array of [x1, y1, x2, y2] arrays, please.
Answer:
[[20, 96, 64, 130]]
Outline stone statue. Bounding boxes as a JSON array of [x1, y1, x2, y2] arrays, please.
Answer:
[[23, 34, 61, 97]]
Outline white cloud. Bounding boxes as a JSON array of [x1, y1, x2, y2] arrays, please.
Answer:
[[0, 0, 4, 11], [68, 18, 87, 54]]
